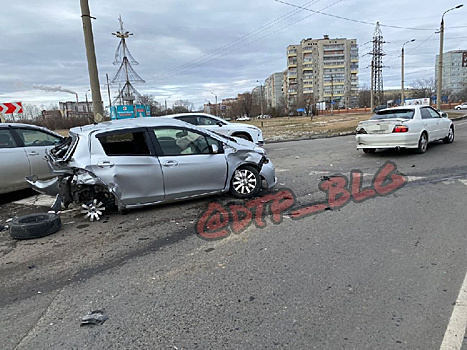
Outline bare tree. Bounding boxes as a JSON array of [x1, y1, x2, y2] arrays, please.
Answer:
[[136, 94, 163, 115], [358, 87, 371, 107], [411, 77, 435, 98], [238, 92, 253, 118], [173, 100, 194, 113]]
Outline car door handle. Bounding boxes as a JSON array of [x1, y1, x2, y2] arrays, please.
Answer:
[[27, 151, 39, 156], [97, 161, 115, 168], [163, 160, 179, 167]]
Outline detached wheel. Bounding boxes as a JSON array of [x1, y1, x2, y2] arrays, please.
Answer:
[[9, 213, 61, 240], [443, 126, 454, 144], [230, 165, 261, 198], [363, 148, 375, 154]]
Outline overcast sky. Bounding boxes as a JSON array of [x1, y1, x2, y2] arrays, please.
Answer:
[[1, 0, 466, 110]]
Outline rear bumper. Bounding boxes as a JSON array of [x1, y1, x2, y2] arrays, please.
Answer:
[[356, 133, 420, 149]]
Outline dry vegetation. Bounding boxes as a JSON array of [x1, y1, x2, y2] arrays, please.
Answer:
[[244, 113, 373, 141]]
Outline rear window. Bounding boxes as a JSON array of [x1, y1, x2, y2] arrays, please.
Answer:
[[371, 109, 414, 120]]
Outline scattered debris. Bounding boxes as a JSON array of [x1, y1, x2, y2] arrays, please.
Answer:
[[81, 310, 108, 326], [205, 248, 215, 253]]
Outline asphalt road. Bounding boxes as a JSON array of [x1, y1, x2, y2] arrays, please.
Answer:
[[1, 120, 467, 349]]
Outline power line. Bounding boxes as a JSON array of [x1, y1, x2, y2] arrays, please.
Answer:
[[274, 0, 437, 31], [154, 0, 345, 81]]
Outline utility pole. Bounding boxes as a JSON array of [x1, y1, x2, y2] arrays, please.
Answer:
[[369, 22, 385, 110], [211, 92, 218, 116], [437, 5, 463, 110], [331, 75, 334, 115], [257, 80, 264, 117], [80, 0, 104, 122], [401, 39, 415, 106]]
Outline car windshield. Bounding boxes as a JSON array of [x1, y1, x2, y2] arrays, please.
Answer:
[[371, 109, 414, 120]]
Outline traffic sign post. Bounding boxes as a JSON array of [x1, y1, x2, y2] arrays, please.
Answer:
[[0, 102, 23, 114]]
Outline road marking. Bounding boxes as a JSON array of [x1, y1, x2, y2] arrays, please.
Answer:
[[407, 176, 426, 182], [439, 269, 467, 350], [458, 179, 467, 187], [454, 121, 467, 126], [308, 170, 330, 175]]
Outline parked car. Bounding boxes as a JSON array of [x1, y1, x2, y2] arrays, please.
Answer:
[[165, 113, 263, 145], [236, 116, 251, 121], [355, 105, 454, 154], [27, 117, 276, 221], [373, 105, 387, 113], [0, 123, 63, 194], [454, 103, 467, 110]]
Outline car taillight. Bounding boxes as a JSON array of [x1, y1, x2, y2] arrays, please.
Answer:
[[393, 125, 408, 133]]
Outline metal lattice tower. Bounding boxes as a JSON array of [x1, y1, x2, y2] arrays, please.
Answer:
[[370, 22, 385, 107], [111, 16, 145, 105]]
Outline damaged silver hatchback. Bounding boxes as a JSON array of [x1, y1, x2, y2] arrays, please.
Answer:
[[28, 117, 276, 221]]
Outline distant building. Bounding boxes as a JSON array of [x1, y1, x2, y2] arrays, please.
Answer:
[[285, 35, 359, 109], [59, 101, 93, 118], [264, 72, 284, 109], [435, 50, 467, 94]]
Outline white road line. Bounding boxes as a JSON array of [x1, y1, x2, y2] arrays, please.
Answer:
[[439, 269, 467, 350], [454, 121, 467, 126], [458, 179, 467, 187], [407, 176, 426, 182]]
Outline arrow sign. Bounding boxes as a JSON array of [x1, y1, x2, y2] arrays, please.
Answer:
[[0, 102, 23, 114]]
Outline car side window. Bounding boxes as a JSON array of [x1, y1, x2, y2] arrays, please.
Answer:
[[198, 116, 222, 126], [15, 128, 61, 147], [97, 131, 150, 156], [152, 128, 222, 156], [0, 130, 17, 148], [177, 116, 199, 125], [420, 108, 432, 119], [427, 107, 441, 118]]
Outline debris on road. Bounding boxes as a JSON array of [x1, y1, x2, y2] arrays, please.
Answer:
[[81, 310, 108, 326]]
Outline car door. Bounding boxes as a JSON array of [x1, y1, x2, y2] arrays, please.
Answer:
[[0, 129, 30, 193], [420, 107, 438, 141], [150, 126, 228, 200], [90, 129, 165, 206], [425, 107, 448, 140], [12, 127, 62, 179]]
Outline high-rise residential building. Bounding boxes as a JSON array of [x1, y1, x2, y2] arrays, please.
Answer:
[[264, 72, 285, 109], [435, 50, 467, 95], [286, 35, 358, 110]]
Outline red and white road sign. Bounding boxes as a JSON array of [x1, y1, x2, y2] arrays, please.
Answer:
[[0, 102, 23, 114]]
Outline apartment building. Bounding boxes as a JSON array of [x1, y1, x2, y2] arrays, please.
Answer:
[[435, 50, 467, 94], [264, 72, 285, 109], [286, 35, 358, 109]]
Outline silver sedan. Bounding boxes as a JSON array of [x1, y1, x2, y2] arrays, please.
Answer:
[[28, 117, 276, 220], [0, 123, 63, 194]]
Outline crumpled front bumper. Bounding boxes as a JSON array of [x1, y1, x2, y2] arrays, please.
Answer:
[[260, 161, 277, 189]]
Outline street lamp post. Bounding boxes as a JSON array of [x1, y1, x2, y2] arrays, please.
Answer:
[[85, 89, 91, 113], [211, 92, 218, 116], [437, 4, 463, 110], [256, 80, 264, 117], [401, 39, 415, 106]]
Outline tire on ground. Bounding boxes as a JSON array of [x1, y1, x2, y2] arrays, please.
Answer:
[[9, 213, 61, 240]]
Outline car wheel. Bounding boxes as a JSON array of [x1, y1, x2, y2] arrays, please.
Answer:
[[443, 126, 454, 144], [233, 133, 252, 142], [9, 213, 61, 240], [455, 107, 460, 110], [363, 148, 376, 154], [81, 199, 106, 221], [230, 165, 261, 198], [416, 132, 428, 154]]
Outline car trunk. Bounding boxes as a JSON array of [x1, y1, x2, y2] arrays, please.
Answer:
[[358, 118, 408, 134]]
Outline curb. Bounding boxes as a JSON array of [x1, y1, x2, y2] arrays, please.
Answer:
[[264, 114, 467, 145]]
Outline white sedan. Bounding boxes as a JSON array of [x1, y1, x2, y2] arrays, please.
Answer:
[[454, 103, 467, 110], [166, 113, 264, 146], [356, 105, 454, 154]]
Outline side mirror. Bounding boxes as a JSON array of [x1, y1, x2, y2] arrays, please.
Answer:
[[441, 112, 448, 118], [217, 122, 223, 127], [211, 144, 219, 154]]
